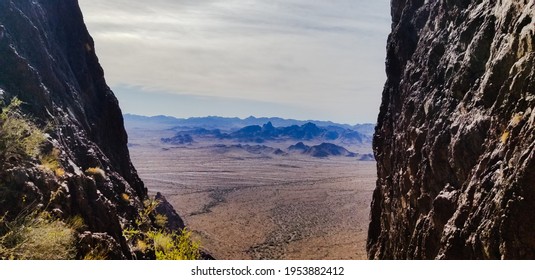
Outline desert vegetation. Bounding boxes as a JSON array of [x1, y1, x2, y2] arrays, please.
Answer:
[[0, 209, 81, 260], [0, 97, 78, 259], [0, 97, 45, 159], [123, 198, 201, 260], [0, 98, 201, 260]]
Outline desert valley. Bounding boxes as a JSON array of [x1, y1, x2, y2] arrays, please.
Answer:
[[124, 115, 376, 259], [1, 0, 533, 263]]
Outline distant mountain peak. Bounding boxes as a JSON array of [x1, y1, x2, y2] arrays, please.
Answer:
[[263, 121, 275, 130]]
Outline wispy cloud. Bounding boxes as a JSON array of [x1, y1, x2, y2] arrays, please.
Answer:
[[79, 0, 390, 123]]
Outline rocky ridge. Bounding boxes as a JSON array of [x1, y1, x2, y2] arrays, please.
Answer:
[[0, 0, 182, 258], [369, 0, 535, 259]]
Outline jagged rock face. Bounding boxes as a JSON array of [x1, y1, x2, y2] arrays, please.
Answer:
[[369, 0, 535, 259], [0, 0, 148, 258]]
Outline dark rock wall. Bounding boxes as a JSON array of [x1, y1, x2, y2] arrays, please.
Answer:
[[0, 0, 150, 258], [369, 0, 535, 259], [0, 0, 141, 191]]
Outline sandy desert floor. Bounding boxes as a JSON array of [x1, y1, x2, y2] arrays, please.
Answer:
[[127, 129, 376, 260]]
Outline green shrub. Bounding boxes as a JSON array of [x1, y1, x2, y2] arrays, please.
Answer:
[[0, 97, 46, 159], [124, 196, 202, 260], [154, 214, 168, 229], [148, 228, 201, 260]]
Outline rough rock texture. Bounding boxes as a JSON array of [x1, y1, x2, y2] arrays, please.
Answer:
[[155, 192, 185, 231], [369, 0, 535, 259], [0, 0, 183, 258]]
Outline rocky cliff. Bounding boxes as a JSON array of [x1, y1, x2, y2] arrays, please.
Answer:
[[369, 0, 535, 259], [0, 0, 182, 259]]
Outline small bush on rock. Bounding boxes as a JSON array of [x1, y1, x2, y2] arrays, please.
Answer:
[[123, 197, 202, 260], [0, 97, 46, 160]]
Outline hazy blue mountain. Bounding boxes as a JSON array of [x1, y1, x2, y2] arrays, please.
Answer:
[[231, 122, 326, 141], [288, 142, 311, 152], [161, 121, 371, 144], [305, 143, 356, 158], [161, 134, 194, 145], [123, 114, 375, 138], [287, 142, 374, 160]]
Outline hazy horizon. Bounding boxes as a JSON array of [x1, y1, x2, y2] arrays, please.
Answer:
[[79, 0, 390, 124], [124, 111, 376, 126]]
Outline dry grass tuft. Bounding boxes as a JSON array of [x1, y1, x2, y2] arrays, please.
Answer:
[[0, 212, 77, 260], [85, 167, 107, 180], [501, 130, 510, 144]]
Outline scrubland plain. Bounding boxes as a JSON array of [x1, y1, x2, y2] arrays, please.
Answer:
[[127, 125, 376, 260]]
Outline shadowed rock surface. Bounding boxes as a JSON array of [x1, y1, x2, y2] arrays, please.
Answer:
[[369, 0, 535, 259], [0, 0, 182, 258], [155, 192, 185, 231]]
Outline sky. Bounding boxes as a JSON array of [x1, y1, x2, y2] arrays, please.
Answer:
[[78, 0, 390, 124]]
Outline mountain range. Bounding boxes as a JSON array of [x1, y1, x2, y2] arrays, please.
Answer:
[[162, 121, 370, 144], [156, 120, 374, 160], [123, 114, 375, 137]]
